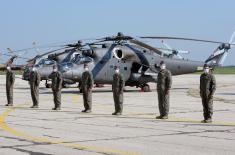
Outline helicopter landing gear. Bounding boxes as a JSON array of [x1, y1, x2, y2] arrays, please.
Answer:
[[141, 84, 151, 92], [45, 80, 51, 88]]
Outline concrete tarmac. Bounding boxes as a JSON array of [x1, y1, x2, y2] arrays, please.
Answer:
[[0, 74, 235, 155]]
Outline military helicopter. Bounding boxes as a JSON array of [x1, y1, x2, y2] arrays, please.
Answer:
[[57, 32, 235, 92], [0, 45, 70, 87], [22, 47, 80, 87], [22, 40, 100, 88]]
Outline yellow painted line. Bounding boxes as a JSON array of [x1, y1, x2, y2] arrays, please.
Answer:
[[0, 105, 140, 155]]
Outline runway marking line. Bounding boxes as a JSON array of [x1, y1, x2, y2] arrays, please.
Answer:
[[0, 104, 140, 155]]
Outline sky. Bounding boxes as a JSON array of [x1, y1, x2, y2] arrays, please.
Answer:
[[0, 0, 235, 65]]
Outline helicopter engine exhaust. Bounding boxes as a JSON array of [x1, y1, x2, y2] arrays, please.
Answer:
[[82, 49, 95, 57], [112, 48, 134, 60]]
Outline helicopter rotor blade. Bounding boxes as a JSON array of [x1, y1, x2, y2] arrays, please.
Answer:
[[177, 50, 190, 54], [229, 31, 235, 43], [27, 47, 68, 62], [129, 39, 163, 55], [140, 36, 235, 45], [0, 52, 28, 60]]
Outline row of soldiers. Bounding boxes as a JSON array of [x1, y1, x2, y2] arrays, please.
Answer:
[[4, 64, 124, 115], [4, 61, 216, 123]]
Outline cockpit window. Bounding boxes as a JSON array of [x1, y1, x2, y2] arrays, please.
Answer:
[[71, 55, 93, 64], [37, 59, 55, 66]]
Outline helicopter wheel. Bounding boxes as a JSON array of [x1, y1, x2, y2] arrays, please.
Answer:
[[45, 83, 51, 88], [62, 82, 68, 88], [79, 88, 83, 93], [45, 80, 51, 88], [141, 84, 151, 92]]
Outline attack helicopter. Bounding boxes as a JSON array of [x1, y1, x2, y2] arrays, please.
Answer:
[[58, 32, 234, 92], [2, 32, 234, 92], [22, 40, 101, 88], [0, 45, 71, 87], [22, 47, 80, 87]]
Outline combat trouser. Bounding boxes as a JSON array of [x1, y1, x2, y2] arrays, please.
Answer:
[[201, 94, 213, 120], [31, 86, 39, 106], [113, 92, 123, 113], [83, 89, 92, 110], [53, 90, 61, 108], [6, 85, 13, 105], [157, 90, 169, 117]]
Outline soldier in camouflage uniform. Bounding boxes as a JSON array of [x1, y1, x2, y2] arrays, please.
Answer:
[[50, 65, 63, 110], [5, 66, 15, 106], [81, 64, 94, 113], [112, 66, 124, 115], [156, 61, 172, 119], [200, 64, 216, 123], [29, 67, 41, 108]]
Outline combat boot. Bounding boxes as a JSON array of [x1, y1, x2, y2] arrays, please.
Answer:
[[82, 109, 91, 113], [5, 103, 13, 106], [156, 115, 168, 119], [201, 119, 212, 123], [112, 111, 122, 115], [30, 105, 39, 108], [52, 107, 61, 110], [112, 111, 117, 115], [156, 115, 163, 119]]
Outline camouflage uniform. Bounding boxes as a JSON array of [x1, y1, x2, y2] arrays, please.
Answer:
[[50, 71, 63, 109], [157, 69, 172, 118], [200, 72, 216, 121], [6, 70, 15, 106], [29, 71, 41, 107], [112, 73, 124, 114], [81, 71, 94, 111]]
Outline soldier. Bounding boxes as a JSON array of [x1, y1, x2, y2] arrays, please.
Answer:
[[200, 64, 216, 123], [5, 66, 15, 106], [156, 61, 172, 119], [81, 64, 94, 113], [112, 66, 124, 115], [50, 65, 63, 110], [29, 67, 41, 108]]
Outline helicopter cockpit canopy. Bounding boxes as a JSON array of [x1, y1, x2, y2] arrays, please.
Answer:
[[37, 59, 55, 66], [71, 55, 93, 65]]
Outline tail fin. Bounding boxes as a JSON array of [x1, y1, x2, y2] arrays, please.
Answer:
[[205, 31, 235, 67]]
